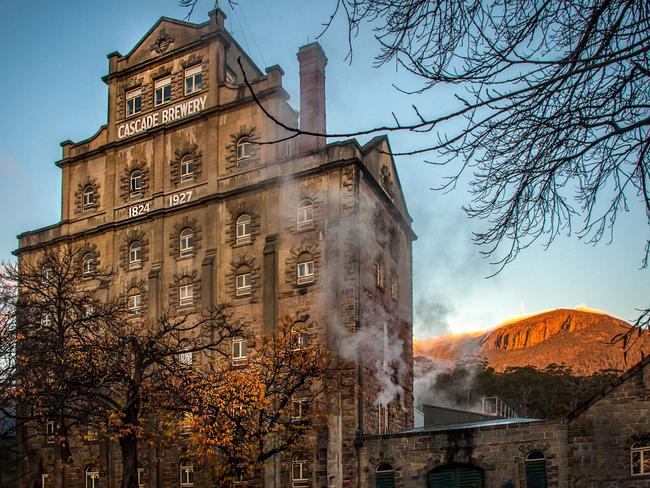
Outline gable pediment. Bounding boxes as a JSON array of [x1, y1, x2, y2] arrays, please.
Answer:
[[122, 18, 208, 67], [362, 136, 411, 222]]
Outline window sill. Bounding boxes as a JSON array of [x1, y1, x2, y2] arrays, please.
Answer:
[[128, 264, 143, 271], [295, 224, 315, 233], [234, 239, 253, 248], [178, 253, 195, 261]]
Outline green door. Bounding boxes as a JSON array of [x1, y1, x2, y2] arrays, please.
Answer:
[[375, 463, 395, 488], [376, 471, 395, 488], [428, 465, 484, 488], [525, 459, 548, 488]]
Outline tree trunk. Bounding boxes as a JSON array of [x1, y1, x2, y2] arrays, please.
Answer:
[[119, 432, 139, 488]]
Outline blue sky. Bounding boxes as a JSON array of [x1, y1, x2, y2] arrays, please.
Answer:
[[0, 1, 647, 338]]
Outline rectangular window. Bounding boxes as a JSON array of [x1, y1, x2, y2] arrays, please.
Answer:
[[291, 460, 308, 486], [297, 261, 314, 285], [375, 261, 385, 290], [291, 397, 307, 421], [232, 337, 248, 366], [126, 88, 142, 117], [86, 424, 98, 442], [179, 284, 193, 307], [378, 404, 389, 434], [41, 475, 50, 488], [390, 274, 398, 300], [128, 294, 142, 314], [180, 465, 193, 487], [154, 77, 172, 106], [179, 351, 193, 366], [137, 468, 145, 488], [180, 412, 192, 435], [184, 65, 202, 95], [46, 420, 55, 443], [235, 273, 252, 297]]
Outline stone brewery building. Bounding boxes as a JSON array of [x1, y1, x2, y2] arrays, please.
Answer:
[[15, 9, 415, 488], [14, 9, 650, 488]]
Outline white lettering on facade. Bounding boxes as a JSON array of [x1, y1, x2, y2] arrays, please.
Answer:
[[118, 95, 207, 139]]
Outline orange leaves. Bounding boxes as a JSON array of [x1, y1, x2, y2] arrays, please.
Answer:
[[170, 314, 338, 483]]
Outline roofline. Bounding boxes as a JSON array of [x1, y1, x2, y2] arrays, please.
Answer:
[[568, 354, 650, 420], [362, 418, 560, 441]]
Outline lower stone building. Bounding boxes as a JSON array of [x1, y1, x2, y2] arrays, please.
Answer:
[[358, 355, 650, 488]]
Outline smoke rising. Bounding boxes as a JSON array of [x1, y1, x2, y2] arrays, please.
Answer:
[[414, 294, 453, 337]]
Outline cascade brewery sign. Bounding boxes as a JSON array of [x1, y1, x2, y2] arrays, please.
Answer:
[[117, 95, 207, 139]]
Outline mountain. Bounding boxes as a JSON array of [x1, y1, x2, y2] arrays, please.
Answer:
[[414, 308, 647, 375]]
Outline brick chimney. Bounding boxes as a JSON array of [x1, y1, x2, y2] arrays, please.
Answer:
[[297, 43, 328, 153]]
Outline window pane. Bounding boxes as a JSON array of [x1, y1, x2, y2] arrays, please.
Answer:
[[632, 451, 641, 474]]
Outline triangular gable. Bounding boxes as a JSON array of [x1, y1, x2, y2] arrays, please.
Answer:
[[122, 17, 209, 67], [361, 136, 412, 223]]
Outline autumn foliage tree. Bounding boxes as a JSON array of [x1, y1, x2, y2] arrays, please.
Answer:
[[170, 313, 334, 485], [2, 244, 336, 488]]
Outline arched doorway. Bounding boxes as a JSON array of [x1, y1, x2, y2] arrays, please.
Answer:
[[427, 464, 484, 488], [375, 463, 395, 488]]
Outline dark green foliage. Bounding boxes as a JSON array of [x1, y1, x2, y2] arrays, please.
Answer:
[[433, 360, 620, 419]]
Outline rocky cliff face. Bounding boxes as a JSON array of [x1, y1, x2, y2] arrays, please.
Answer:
[[414, 309, 647, 375]]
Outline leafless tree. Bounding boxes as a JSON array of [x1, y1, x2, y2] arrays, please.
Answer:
[[1, 244, 245, 488], [212, 0, 649, 351]]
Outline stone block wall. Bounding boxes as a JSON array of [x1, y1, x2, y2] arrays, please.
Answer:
[[359, 420, 568, 488], [568, 358, 650, 487]]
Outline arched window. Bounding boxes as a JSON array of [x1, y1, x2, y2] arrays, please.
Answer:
[[236, 214, 252, 244], [375, 463, 395, 488], [236, 137, 252, 163], [180, 155, 194, 180], [127, 288, 142, 314], [291, 324, 308, 351], [83, 185, 95, 208], [42, 264, 52, 280], [179, 228, 194, 257], [130, 170, 143, 196], [82, 253, 96, 276], [631, 440, 650, 476], [129, 241, 142, 268], [296, 254, 314, 285], [85, 466, 99, 488], [525, 451, 548, 487], [291, 457, 308, 487], [179, 461, 193, 487], [296, 199, 313, 230]]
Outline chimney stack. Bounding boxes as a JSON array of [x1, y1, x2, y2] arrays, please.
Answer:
[[297, 43, 328, 153]]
